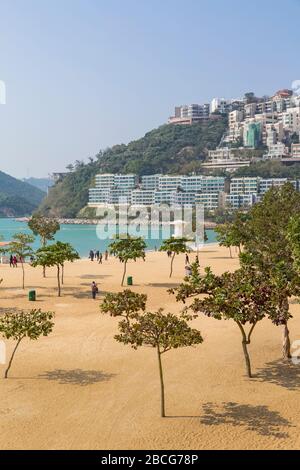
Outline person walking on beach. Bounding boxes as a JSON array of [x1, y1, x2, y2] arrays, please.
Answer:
[[185, 253, 190, 264], [98, 252, 103, 264], [105, 250, 108, 261], [91, 281, 98, 299], [13, 255, 18, 268], [89, 250, 94, 261], [95, 250, 100, 262], [9, 255, 13, 268]]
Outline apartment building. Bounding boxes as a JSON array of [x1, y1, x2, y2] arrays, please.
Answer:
[[131, 189, 155, 206], [110, 188, 132, 204], [171, 191, 196, 206], [168, 103, 210, 124], [200, 176, 225, 193], [154, 190, 173, 205], [141, 174, 162, 190], [181, 104, 210, 119], [208, 148, 234, 162], [230, 177, 259, 194], [291, 143, 300, 158], [259, 178, 296, 194], [264, 143, 289, 159], [93, 173, 137, 189], [225, 193, 256, 209], [158, 175, 182, 191], [88, 173, 300, 210], [94, 173, 115, 188], [281, 108, 300, 133], [114, 174, 138, 189], [195, 192, 221, 210], [88, 187, 111, 205]]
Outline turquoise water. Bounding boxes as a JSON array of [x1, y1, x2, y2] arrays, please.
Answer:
[[0, 218, 217, 257]]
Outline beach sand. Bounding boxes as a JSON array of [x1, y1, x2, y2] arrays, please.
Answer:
[[0, 244, 300, 450]]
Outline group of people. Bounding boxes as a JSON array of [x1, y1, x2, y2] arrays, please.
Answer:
[[89, 249, 109, 264], [9, 255, 19, 268]]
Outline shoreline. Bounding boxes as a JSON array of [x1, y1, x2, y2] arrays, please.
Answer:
[[13, 217, 217, 229]]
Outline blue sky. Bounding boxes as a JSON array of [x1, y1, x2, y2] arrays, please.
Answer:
[[0, 0, 300, 178]]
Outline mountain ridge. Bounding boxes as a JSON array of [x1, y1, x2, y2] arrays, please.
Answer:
[[38, 119, 228, 217], [0, 171, 46, 217]]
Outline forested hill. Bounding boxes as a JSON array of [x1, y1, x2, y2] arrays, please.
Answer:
[[0, 171, 46, 217], [38, 119, 227, 217]]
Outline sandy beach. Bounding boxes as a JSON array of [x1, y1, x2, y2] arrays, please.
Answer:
[[0, 243, 300, 450]]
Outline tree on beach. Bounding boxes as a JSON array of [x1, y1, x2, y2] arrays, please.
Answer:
[[0, 309, 54, 378], [100, 290, 147, 324], [171, 264, 280, 378], [32, 242, 79, 296], [240, 183, 300, 359], [215, 212, 248, 258], [159, 237, 191, 278], [28, 215, 60, 278], [8, 233, 35, 289], [115, 308, 203, 417], [109, 235, 146, 286]]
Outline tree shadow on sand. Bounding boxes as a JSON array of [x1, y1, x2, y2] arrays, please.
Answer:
[[79, 274, 112, 280], [0, 307, 24, 315], [39, 369, 115, 386], [199, 402, 292, 438], [254, 359, 300, 390], [149, 283, 180, 289]]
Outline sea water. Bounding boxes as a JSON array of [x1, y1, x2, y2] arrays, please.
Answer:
[[0, 218, 217, 257]]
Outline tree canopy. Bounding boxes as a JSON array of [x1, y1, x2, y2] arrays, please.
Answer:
[[0, 309, 54, 378], [109, 235, 146, 285]]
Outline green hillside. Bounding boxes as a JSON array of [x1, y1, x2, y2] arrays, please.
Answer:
[[0, 171, 46, 217], [38, 119, 227, 217]]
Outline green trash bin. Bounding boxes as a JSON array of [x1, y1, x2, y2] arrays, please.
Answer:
[[29, 290, 36, 301], [127, 276, 133, 286]]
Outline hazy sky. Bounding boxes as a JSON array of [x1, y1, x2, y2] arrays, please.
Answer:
[[0, 0, 300, 179]]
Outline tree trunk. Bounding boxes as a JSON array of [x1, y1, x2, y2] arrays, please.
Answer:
[[229, 246, 232, 258], [4, 338, 22, 378], [236, 321, 252, 378], [242, 340, 252, 378], [61, 264, 64, 285], [157, 347, 165, 417], [170, 253, 175, 278], [282, 322, 292, 360], [42, 237, 46, 278], [21, 261, 25, 290], [280, 297, 291, 360], [121, 261, 127, 286], [57, 264, 61, 297]]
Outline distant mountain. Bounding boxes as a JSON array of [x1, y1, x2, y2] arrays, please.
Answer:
[[23, 177, 53, 193], [38, 119, 228, 218], [0, 171, 46, 217]]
